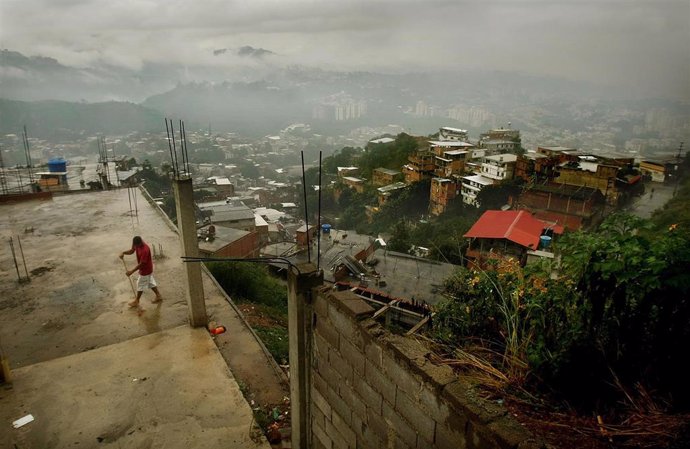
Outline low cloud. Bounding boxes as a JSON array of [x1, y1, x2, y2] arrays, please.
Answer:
[[1, 0, 688, 99]]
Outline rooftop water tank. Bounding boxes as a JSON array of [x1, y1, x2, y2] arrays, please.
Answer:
[[47, 158, 67, 173], [321, 224, 332, 234], [539, 235, 552, 249]]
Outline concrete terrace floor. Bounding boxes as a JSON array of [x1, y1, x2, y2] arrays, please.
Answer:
[[0, 189, 275, 448]]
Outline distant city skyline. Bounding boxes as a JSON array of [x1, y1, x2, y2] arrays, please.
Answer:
[[1, 0, 688, 100]]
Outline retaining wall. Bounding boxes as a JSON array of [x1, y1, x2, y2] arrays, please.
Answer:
[[310, 289, 544, 449]]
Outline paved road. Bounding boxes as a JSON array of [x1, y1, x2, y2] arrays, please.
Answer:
[[625, 182, 676, 219]]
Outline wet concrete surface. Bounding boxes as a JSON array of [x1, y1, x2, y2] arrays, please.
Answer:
[[0, 190, 189, 367], [625, 182, 676, 219], [0, 189, 286, 447], [0, 326, 269, 449]]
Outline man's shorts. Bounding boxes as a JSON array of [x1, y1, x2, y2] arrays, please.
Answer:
[[136, 274, 158, 292]]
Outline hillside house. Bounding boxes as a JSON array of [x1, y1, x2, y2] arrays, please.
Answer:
[[512, 183, 605, 230], [639, 160, 667, 182], [481, 153, 517, 181], [296, 225, 317, 247], [554, 158, 620, 204], [377, 182, 407, 205], [197, 224, 259, 258], [461, 174, 494, 207], [372, 168, 402, 186], [337, 166, 360, 178], [403, 150, 436, 183], [197, 199, 256, 231], [479, 127, 520, 148], [341, 176, 366, 193], [515, 152, 556, 182], [438, 126, 469, 141], [481, 139, 520, 153], [464, 210, 563, 267], [430, 177, 459, 215]]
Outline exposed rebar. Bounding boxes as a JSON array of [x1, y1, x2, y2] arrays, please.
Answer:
[[300, 151, 310, 263], [317, 151, 322, 270], [16, 235, 30, 280]]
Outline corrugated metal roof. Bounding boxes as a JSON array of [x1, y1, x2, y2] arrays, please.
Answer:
[[464, 210, 563, 249]]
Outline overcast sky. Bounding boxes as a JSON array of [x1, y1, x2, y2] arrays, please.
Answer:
[[1, 0, 688, 99]]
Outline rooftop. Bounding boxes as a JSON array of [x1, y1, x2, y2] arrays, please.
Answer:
[[484, 153, 518, 163], [377, 182, 407, 194], [440, 126, 468, 133], [369, 137, 395, 144], [374, 167, 400, 176], [464, 210, 564, 249], [429, 140, 474, 147], [462, 174, 494, 186], [197, 224, 252, 253], [0, 189, 275, 448]]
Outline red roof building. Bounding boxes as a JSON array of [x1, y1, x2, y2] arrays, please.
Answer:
[[464, 210, 563, 267]]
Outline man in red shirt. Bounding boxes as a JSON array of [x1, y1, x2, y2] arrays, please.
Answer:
[[119, 236, 163, 307]]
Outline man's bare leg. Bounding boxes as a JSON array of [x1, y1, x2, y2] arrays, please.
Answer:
[[129, 291, 143, 307], [151, 286, 163, 303]]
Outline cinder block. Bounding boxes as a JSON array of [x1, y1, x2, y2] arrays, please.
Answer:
[[315, 313, 340, 350], [385, 334, 429, 364], [395, 390, 436, 444], [467, 420, 499, 449], [313, 419, 333, 449], [325, 418, 350, 449], [418, 381, 452, 423], [339, 380, 368, 422], [313, 436, 330, 449], [435, 422, 468, 449], [413, 358, 458, 388], [382, 401, 418, 447], [312, 384, 332, 420], [312, 402, 327, 431], [364, 340, 383, 369], [442, 380, 506, 425], [328, 305, 363, 348], [340, 337, 365, 376], [337, 297, 375, 319], [316, 352, 344, 392], [364, 361, 396, 405], [325, 383, 353, 427], [332, 409, 357, 448], [314, 295, 329, 319], [313, 371, 329, 398], [328, 347, 354, 384], [313, 332, 330, 362], [382, 351, 421, 400], [416, 435, 434, 449], [354, 373, 383, 414], [365, 407, 389, 445]]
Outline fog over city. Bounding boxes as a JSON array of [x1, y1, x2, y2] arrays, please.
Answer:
[[2, 0, 689, 100]]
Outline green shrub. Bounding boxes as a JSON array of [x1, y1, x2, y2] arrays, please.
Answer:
[[433, 213, 690, 410], [207, 261, 288, 310]]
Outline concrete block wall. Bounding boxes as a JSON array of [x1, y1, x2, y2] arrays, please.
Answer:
[[309, 289, 544, 449]]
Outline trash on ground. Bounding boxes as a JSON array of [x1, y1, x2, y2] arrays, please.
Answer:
[[13, 414, 34, 428]]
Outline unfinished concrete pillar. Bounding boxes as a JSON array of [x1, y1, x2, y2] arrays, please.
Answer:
[[287, 263, 323, 449], [173, 177, 207, 327]]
